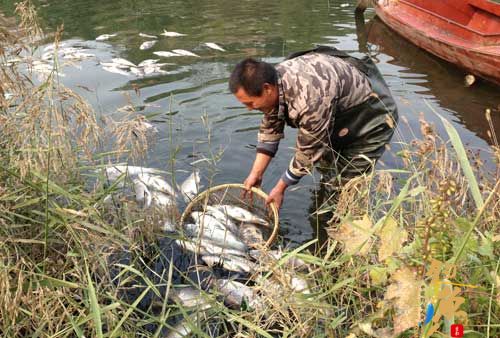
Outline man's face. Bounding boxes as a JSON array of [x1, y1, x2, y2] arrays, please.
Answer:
[[234, 84, 278, 114]]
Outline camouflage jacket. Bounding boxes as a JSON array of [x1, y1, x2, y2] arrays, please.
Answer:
[[256, 52, 372, 185]]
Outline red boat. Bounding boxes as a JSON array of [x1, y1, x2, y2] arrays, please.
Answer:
[[370, 0, 500, 85]]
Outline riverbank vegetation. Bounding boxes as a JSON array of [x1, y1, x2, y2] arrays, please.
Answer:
[[1, 2, 498, 337]]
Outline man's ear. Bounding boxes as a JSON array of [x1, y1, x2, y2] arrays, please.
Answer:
[[262, 83, 274, 95]]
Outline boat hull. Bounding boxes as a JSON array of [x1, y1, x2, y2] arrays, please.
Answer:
[[373, 0, 500, 85]]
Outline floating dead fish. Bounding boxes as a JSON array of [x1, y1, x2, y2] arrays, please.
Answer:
[[172, 49, 200, 57], [102, 66, 130, 76], [137, 173, 177, 196], [139, 40, 157, 50], [139, 32, 157, 39], [129, 66, 145, 77], [96, 33, 117, 41], [153, 51, 180, 58], [138, 59, 160, 67], [161, 30, 187, 37], [112, 58, 136, 67], [465, 74, 476, 87], [143, 65, 168, 75], [104, 165, 162, 181], [43, 42, 68, 52], [204, 42, 225, 52]]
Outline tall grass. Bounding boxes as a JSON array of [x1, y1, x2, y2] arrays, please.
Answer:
[[0, 2, 498, 337]]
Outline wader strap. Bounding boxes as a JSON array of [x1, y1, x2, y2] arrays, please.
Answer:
[[286, 45, 369, 75]]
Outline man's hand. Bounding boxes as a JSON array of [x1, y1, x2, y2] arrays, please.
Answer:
[[242, 152, 273, 199], [266, 179, 288, 210], [243, 172, 262, 190]]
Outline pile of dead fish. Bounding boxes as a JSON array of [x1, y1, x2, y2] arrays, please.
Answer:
[[102, 165, 200, 215], [177, 204, 272, 274], [103, 164, 311, 337]]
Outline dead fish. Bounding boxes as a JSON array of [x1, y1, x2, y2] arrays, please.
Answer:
[[96, 33, 117, 41], [465, 74, 475, 87], [239, 223, 264, 246], [204, 42, 225, 52], [139, 32, 157, 39], [138, 59, 160, 67], [210, 205, 269, 226], [179, 170, 200, 202], [104, 165, 162, 181], [165, 288, 211, 338], [153, 51, 179, 58], [137, 173, 177, 196], [112, 57, 136, 67], [290, 276, 310, 294], [175, 239, 208, 256], [100, 62, 130, 69], [200, 238, 248, 257], [205, 206, 239, 234], [133, 178, 152, 207], [143, 65, 167, 75], [152, 191, 176, 207], [172, 49, 200, 57], [201, 254, 255, 273], [129, 66, 145, 77], [43, 42, 68, 52], [185, 221, 242, 248], [102, 66, 130, 76], [163, 219, 176, 232], [185, 218, 246, 251], [214, 279, 263, 310], [248, 249, 308, 271], [139, 40, 157, 50], [170, 287, 210, 308], [161, 30, 187, 37]]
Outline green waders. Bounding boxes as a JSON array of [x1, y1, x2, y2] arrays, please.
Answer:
[[287, 46, 399, 222]]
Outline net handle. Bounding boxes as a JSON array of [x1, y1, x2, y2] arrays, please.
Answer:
[[180, 183, 279, 247]]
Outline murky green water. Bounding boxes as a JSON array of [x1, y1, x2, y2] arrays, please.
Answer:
[[1, 0, 498, 246]]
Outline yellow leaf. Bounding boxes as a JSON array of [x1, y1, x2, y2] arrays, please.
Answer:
[[377, 216, 408, 261], [330, 214, 373, 256], [385, 267, 423, 335], [369, 267, 388, 286]]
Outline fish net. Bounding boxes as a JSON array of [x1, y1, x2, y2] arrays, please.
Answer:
[[180, 184, 279, 247]]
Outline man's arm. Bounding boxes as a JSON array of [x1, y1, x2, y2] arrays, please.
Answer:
[[244, 152, 273, 190]]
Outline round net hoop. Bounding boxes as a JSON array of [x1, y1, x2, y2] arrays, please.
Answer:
[[180, 183, 279, 247]]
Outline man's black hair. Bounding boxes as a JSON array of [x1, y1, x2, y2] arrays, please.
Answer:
[[229, 58, 277, 96]]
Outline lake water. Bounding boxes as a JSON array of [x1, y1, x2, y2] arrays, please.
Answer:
[[1, 0, 498, 246]]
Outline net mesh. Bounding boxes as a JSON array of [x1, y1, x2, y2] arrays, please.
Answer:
[[180, 184, 279, 247]]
